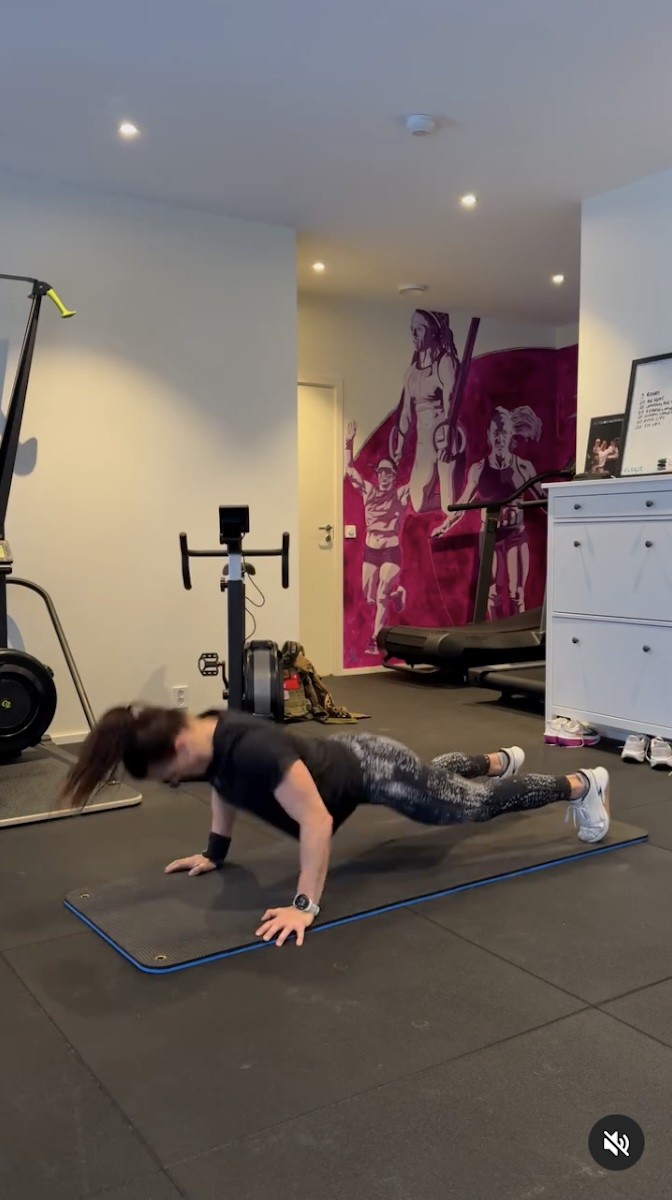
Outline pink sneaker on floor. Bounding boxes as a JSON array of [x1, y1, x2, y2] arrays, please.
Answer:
[[544, 716, 600, 748]]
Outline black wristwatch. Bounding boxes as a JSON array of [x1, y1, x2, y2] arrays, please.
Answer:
[[293, 893, 320, 916]]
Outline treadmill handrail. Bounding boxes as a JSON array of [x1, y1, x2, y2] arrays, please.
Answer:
[[447, 466, 573, 513]]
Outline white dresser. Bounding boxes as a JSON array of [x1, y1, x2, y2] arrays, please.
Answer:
[[545, 475, 672, 741]]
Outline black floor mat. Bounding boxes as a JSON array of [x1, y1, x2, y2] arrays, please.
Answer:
[[0, 744, 141, 827], [64, 805, 646, 972]]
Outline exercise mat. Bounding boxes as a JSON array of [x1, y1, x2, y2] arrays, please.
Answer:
[[64, 804, 647, 973]]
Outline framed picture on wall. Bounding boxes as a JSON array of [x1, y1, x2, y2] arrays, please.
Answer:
[[619, 351, 672, 477], [583, 413, 624, 476]]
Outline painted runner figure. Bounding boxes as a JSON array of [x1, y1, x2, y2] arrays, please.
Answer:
[[432, 405, 542, 617], [390, 310, 462, 514]]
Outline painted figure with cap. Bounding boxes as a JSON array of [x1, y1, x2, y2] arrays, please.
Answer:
[[345, 421, 409, 654]]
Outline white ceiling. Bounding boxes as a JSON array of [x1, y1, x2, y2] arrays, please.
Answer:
[[2, 0, 672, 322]]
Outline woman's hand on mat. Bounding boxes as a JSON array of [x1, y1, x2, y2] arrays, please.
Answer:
[[164, 854, 217, 877], [256, 907, 314, 947]]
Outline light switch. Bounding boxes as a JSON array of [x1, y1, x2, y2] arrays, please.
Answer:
[[345, 525, 357, 539]]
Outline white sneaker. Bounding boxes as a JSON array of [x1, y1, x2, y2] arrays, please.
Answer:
[[647, 737, 672, 770], [499, 746, 525, 778], [565, 767, 610, 844], [621, 734, 650, 763], [544, 716, 600, 748]]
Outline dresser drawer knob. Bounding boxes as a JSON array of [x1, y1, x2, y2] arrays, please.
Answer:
[[573, 540, 581, 548], [572, 637, 580, 644], [573, 503, 582, 510], [646, 500, 654, 507], [643, 645, 651, 653], [645, 540, 653, 548]]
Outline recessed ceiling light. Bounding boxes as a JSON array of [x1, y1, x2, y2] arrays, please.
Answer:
[[118, 121, 140, 139], [551, 274, 565, 285], [460, 193, 477, 209], [312, 262, 326, 273]]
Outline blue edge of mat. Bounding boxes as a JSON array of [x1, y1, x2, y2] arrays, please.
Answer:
[[63, 834, 648, 975]]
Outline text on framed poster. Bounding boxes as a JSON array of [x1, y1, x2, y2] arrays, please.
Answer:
[[620, 352, 672, 477]]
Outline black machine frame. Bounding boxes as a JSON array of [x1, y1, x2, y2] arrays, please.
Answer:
[[466, 495, 549, 702], [464, 474, 616, 705], [464, 471, 614, 705], [179, 506, 290, 720], [377, 464, 574, 678], [0, 274, 99, 759]]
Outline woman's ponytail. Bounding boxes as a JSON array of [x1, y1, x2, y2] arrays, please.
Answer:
[[59, 704, 189, 808], [60, 706, 136, 808]]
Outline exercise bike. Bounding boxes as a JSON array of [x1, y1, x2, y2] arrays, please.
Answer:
[[179, 505, 290, 721]]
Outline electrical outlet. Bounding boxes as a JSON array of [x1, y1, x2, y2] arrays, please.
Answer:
[[172, 685, 188, 709], [345, 525, 357, 539]]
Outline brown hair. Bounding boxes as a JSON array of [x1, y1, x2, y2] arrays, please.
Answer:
[[61, 705, 188, 808]]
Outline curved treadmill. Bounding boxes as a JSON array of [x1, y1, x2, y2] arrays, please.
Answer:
[[378, 467, 572, 679], [379, 613, 545, 674], [464, 474, 615, 702]]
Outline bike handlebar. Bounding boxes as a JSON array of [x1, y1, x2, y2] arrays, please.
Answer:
[[179, 531, 290, 591]]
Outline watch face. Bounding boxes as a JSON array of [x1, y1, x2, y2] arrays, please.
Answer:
[[294, 894, 310, 911]]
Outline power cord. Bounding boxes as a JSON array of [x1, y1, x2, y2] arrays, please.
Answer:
[[245, 607, 258, 642], [243, 557, 266, 643]]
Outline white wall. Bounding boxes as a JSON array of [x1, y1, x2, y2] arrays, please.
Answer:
[[0, 172, 297, 737], [298, 293, 558, 442], [578, 168, 672, 459], [556, 323, 579, 348]]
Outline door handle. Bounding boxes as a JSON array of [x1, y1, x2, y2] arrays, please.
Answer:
[[318, 524, 334, 533]]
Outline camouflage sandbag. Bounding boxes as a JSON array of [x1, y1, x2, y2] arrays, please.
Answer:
[[282, 664, 312, 722], [280, 642, 369, 724]]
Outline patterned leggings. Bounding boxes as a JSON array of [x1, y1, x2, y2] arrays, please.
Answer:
[[337, 732, 571, 825]]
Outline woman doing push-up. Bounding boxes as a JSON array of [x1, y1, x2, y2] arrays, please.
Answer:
[[62, 706, 610, 947]]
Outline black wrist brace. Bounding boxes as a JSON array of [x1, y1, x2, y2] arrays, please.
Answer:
[[204, 832, 231, 867]]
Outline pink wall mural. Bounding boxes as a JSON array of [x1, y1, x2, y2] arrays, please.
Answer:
[[343, 310, 578, 668]]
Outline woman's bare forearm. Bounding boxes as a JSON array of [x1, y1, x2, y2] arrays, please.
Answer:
[[210, 788, 237, 836], [296, 814, 333, 904]]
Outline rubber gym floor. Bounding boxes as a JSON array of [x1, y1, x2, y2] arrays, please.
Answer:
[[1, 673, 670, 1199]]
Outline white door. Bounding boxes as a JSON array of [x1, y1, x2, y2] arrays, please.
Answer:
[[297, 383, 340, 675]]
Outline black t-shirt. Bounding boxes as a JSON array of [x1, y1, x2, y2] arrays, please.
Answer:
[[206, 710, 363, 839]]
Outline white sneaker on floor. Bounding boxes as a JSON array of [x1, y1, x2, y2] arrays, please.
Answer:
[[500, 746, 525, 777], [647, 738, 672, 770], [565, 767, 610, 844], [621, 734, 650, 763], [544, 716, 600, 748]]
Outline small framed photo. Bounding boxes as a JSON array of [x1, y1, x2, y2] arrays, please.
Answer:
[[619, 351, 672, 477], [584, 413, 624, 476]]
